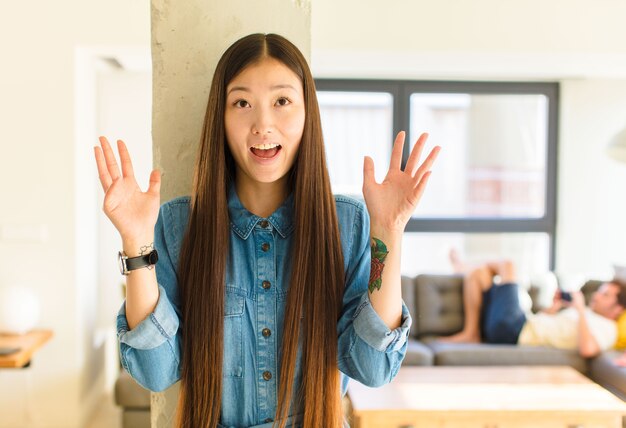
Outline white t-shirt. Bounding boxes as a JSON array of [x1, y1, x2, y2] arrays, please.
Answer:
[[518, 307, 617, 351]]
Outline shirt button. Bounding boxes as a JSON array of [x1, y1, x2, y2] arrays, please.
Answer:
[[263, 371, 272, 381], [261, 242, 270, 252], [264, 418, 273, 423], [262, 280, 271, 290], [262, 328, 271, 338], [260, 220, 269, 228]]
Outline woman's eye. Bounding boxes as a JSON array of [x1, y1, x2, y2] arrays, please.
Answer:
[[276, 97, 291, 106], [234, 100, 250, 108]]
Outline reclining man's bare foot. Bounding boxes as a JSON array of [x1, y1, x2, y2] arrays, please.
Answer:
[[449, 248, 468, 274], [438, 330, 481, 343]]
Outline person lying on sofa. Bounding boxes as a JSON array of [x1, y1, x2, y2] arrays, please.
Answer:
[[440, 257, 626, 358]]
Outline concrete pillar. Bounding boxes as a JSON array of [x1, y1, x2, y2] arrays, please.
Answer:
[[149, 0, 311, 425], [152, 0, 311, 201]]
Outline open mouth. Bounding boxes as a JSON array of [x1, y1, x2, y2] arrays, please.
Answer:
[[250, 144, 282, 159]]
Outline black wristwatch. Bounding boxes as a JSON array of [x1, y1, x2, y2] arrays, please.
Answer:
[[118, 249, 159, 275]]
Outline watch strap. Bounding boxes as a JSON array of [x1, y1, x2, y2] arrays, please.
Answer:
[[123, 249, 159, 274], [126, 250, 159, 270]]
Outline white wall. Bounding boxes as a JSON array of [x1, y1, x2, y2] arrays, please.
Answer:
[[557, 79, 626, 279], [314, 0, 626, 54], [312, 0, 626, 79], [0, 1, 149, 427], [311, 0, 626, 279]]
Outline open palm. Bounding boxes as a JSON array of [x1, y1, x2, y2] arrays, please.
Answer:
[[362, 132, 440, 232], [94, 137, 161, 242]]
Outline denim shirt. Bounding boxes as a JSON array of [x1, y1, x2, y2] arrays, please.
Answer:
[[117, 185, 411, 428]]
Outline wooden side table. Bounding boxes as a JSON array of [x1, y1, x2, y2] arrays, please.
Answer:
[[0, 330, 53, 368]]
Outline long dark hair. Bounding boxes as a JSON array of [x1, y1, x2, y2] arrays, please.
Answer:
[[176, 33, 345, 428]]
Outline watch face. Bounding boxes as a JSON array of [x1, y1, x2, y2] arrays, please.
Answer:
[[118, 251, 127, 275]]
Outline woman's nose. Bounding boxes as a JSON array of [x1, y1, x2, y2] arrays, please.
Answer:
[[252, 106, 273, 135]]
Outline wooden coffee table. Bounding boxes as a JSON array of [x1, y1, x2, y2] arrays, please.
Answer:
[[347, 366, 626, 428]]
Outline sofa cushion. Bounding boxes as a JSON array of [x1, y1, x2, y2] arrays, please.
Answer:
[[401, 276, 418, 338], [413, 274, 465, 337], [589, 350, 626, 400], [122, 409, 151, 428], [403, 339, 434, 366], [426, 341, 588, 373], [115, 369, 151, 408]]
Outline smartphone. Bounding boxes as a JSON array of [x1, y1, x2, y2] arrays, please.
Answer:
[[560, 291, 573, 302], [0, 347, 21, 356]]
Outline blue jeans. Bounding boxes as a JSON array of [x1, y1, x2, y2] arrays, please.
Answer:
[[480, 282, 527, 344]]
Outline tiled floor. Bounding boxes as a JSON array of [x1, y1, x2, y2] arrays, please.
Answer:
[[85, 394, 121, 428]]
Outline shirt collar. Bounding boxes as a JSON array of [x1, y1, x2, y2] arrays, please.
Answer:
[[228, 182, 295, 240]]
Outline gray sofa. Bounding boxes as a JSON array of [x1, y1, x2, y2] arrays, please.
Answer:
[[115, 369, 151, 428], [402, 274, 626, 400], [114, 274, 626, 427]]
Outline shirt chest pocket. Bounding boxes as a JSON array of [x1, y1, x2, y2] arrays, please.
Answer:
[[223, 287, 245, 378]]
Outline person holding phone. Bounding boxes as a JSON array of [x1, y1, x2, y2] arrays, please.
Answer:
[[440, 254, 626, 358]]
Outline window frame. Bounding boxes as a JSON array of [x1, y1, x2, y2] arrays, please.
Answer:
[[315, 79, 559, 269]]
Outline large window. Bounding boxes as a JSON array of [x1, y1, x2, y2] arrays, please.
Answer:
[[316, 80, 558, 276]]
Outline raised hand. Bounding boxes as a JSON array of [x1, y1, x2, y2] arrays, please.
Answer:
[[94, 137, 161, 244], [362, 131, 440, 233], [569, 290, 586, 312]]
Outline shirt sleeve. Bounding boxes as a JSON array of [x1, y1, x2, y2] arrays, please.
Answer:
[[116, 203, 182, 392], [337, 202, 411, 387], [587, 309, 618, 352]]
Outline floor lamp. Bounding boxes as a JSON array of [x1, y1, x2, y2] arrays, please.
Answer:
[[607, 126, 626, 163]]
